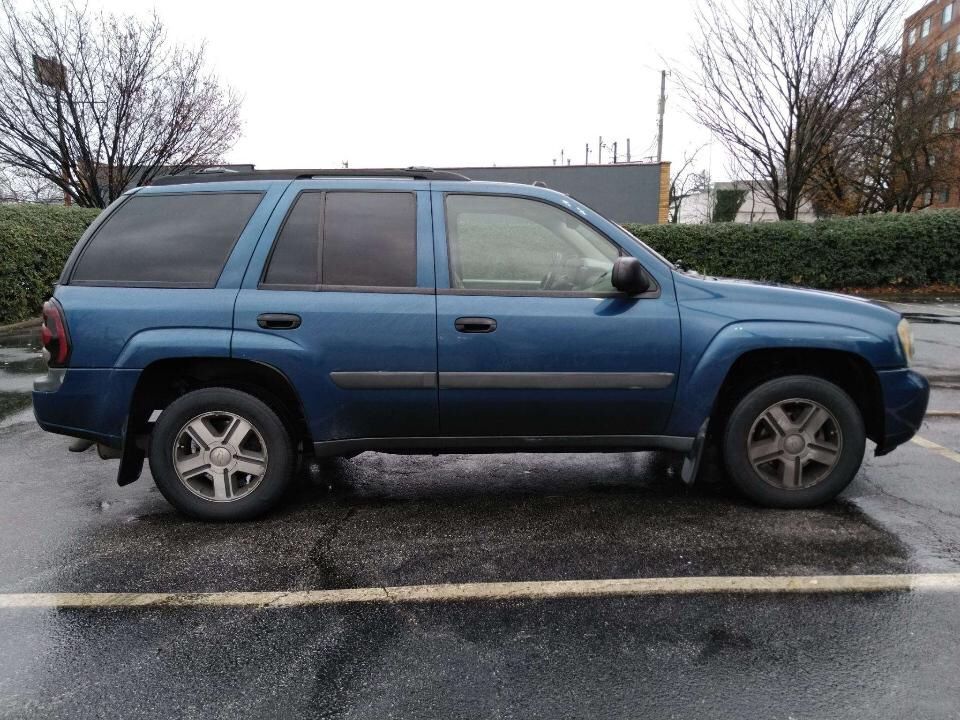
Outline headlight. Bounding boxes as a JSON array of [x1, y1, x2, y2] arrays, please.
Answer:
[[897, 318, 915, 365]]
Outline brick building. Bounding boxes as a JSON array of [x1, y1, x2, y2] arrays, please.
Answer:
[[904, 0, 960, 208]]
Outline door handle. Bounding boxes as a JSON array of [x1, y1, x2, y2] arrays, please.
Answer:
[[257, 313, 302, 330], [455, 317, 497, 333]]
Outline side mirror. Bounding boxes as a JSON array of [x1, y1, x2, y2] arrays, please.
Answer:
[[611, 257, 651, 295]]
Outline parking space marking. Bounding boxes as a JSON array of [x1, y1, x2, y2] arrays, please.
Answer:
[[2, 573, 960, 609], [911, 435, 960, 464]]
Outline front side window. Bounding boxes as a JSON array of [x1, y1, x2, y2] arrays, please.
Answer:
[[445, 194, 621, 294], [71, 192, 262, 286], [940, 41, 950, 61], [262, 191, 417, 289], [919, 53, 928, 72], [923, 16, 932, 36], [945, 3, 953, 24], [948, 109, 957, 129], [909, 27, 918, 45]]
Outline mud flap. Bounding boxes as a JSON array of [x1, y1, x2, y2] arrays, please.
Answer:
[[116, 437, 145, 486], [680, 419, 709, 486]]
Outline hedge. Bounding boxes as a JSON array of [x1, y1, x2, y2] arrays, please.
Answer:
[[2, 202, 959, 326], [626, 210, 960, 289], [0, 203, 100, 325]]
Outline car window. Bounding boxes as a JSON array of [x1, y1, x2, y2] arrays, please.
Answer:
[[262, 192, 323, 287], [71, 192, 263, 286], [262, 191, 417, 289], [323, 192, 417, 287], [445, 194, 620, 294]]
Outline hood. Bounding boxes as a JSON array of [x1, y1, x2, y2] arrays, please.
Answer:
[[673, 271, 902, 328]]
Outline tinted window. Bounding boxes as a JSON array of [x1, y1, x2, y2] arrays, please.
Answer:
[[322, 192, 417, 287], [71, 192, 262, 286], [445, 194, 620, 294], [262, 192, 323, 287]]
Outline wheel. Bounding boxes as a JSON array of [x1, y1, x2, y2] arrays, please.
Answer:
[[721, 375, 865, 508], [148, 387, 294, 520]]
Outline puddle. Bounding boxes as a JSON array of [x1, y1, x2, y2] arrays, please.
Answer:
[[0, 326, 42, 423]]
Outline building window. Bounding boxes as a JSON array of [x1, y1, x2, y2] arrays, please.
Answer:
[[923, 16, 932, 36], [939, 41, 949, 62], [937, 78, 946, 94], [956, 34, 960, 52], [945, 3, 954, 24], [952, 71, 960, 91], [940, 187, 950, 203], [929, 154, 937, 167], [918, 53, 928, 72], [909, 27, 918, 45], [950, 110, 957, 129], [934, 115, 942, 132], [923, 188, 933, 205]]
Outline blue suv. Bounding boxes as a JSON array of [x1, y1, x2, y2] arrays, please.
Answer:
[[32, 168, 929, 520]]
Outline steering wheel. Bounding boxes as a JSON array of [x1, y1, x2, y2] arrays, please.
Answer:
[[540, 252, 567, 290]]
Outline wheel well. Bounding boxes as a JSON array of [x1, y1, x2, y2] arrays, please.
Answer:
[[711, 348, 884, 445], [129, 358, 312, 448]]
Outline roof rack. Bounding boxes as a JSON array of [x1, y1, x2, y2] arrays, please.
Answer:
[[150, 167, 470, 186]]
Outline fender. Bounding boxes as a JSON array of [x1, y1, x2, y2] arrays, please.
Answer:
[[114, 328, 233, 369], [666, 320, 898, 438]]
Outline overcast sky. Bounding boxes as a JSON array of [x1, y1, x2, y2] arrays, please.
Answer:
[[91, 0, 929, 178]]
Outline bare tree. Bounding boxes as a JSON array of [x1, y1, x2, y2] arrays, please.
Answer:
[[0, 163, 59, 202], [0, 0, 242, 208], [668, 146, 710, 223], [809, 52, 960, 214], [679, 0, 903, 220]]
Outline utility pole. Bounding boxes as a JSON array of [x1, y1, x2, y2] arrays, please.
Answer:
[[560, 148, 565, 166], [626, 138, 631, 163], [612, 141, 618, 164], [598, 136, 603, 165], [585, 143, 590, 164], [657, 69, 667, 163]]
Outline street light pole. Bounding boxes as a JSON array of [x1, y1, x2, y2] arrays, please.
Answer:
[[33, 54, 71, 206]]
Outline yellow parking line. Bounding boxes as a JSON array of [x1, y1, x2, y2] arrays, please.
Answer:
[[2, 573, 960, 609], [911, 435, 960, 464]]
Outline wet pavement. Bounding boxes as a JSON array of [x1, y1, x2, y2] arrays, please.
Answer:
[[0, 302, 959, 718]]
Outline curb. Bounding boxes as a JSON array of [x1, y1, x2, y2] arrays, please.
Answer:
[[0, 316, 41, 335]]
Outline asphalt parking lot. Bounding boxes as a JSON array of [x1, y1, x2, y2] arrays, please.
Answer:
[[1, 300, 959, 719]]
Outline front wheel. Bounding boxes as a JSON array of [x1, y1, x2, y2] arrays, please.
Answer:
[[722, 375, 866, 508], [148, 387, 294, 520]]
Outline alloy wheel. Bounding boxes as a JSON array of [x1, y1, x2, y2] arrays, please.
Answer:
[[172, 411, 268, 502], [746, 398, 843, 490]]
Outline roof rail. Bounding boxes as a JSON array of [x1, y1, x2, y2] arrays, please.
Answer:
[[150, 167, 470, 186]]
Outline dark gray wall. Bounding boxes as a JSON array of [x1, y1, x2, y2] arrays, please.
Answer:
[[442, 164, 663, 224]]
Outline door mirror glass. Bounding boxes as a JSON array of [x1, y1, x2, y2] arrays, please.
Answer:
[[611, 256, 651, 295]]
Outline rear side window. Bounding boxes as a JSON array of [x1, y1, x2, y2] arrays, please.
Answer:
[[70, 192, 263, 287], [262, 191, 417, 289]]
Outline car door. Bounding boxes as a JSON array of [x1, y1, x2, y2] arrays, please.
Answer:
[[233, 179, 438, 446], [433, 188, 682, 438]]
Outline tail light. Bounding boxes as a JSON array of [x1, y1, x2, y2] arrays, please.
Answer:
[[41, 299, 71, 367]]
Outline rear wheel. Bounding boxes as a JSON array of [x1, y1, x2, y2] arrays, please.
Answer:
[[148, 387, 294, 520], [722, 375, 865, 508]]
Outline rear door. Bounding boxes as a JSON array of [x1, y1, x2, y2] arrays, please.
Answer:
[[233, 180, 438, 445], [433, 189, 682, 438]]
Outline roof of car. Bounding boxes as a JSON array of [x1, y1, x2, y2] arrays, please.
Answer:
[[149, 167, 470, 186]]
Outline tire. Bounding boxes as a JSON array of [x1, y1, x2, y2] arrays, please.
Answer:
[[722, 375, 865, 508], [148, 387, 294, 521]]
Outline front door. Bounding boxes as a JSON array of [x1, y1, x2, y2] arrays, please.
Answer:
[[433, 191, 681, 438], [233, 180, 438, 444]]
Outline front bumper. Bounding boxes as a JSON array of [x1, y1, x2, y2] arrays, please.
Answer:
[[875, 368, 930, 455]]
